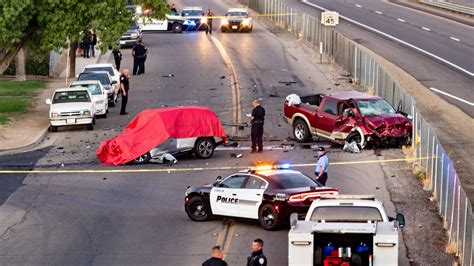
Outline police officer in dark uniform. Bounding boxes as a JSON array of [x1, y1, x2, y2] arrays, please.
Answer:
[[205, 9, 214, 35], [247, 239, 267, 266], [132, 39, 147, 75], [248, 99, 265, 153], [112, 47, 122, 71], [119, 69, 130, 115]]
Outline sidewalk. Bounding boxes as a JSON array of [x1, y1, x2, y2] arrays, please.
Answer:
[[0, 51, 111, 154]]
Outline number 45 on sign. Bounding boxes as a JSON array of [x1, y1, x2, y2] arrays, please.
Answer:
[[321, 11, 339, 26]]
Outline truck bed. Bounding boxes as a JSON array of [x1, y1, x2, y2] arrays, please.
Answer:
[[283, 94, 324, 122]]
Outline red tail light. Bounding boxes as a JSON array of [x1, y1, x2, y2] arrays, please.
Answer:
[[288, 190, 339, 203]]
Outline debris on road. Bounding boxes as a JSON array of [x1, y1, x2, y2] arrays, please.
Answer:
[[154, 153, 178, 164], [343, 141, 361, 153], [162, 74, 174, 77], [269, 94, 280, 98], [220, 76, 226, 79], [230, 153, 243, 158], [278, 81, 297, 86]]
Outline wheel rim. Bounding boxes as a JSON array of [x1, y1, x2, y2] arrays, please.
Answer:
[[295, 124, 305, 140], [174, 25, 181, 32], [262, 207, 275, 226], [198, 140, 213, 157], [190, 201, 207, 218], [135, 154, 148, 163]]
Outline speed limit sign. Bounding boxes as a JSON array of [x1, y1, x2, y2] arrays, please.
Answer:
[[321, 11, 339, 26]]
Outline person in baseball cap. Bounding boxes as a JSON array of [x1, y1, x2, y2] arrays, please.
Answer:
[[314, 146, 329, 185]]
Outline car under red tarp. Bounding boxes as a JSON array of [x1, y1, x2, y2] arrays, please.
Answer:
[[97, 106, 227, 165]]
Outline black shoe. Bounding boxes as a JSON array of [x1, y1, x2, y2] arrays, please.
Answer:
[[257, 150, 263, 153], [120, 112, 129, 115], [250, 150, 257, 153]]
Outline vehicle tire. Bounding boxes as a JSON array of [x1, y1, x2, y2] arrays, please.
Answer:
[[172, 23, 183, 33], [186, 196, 212, 221], [293, 119, 311, 143], [195, 138, 215, 159], [87, 123, 94, 131], [347, 131, 365, 149], [132, 152, 151, 164], [50, 126, 58, 132], [259, 204, 281, 231]]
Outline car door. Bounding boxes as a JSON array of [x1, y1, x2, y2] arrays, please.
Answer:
[[315, 99, 338, 137], [210, 175, 247, 217], [332, 102, 357, 140], [238, 175, 267, 219]]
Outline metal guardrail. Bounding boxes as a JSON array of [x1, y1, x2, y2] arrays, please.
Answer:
[[421, 1, 474, 16], [238, 0, 472, 264]]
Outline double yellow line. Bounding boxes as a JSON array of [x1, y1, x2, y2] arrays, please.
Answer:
[[215, 219, 236, 260], [209, 36, 242, 137]]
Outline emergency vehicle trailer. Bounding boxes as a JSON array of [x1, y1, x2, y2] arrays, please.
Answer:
[[288, 195, 405, 266]]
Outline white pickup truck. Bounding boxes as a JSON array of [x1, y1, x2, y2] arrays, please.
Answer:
[[288, 195, 405, 266]]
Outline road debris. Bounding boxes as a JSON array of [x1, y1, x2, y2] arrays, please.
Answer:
[[343, 141, 361, 153]]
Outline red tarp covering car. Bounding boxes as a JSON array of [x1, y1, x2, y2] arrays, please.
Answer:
[[97, 106, 227, 165]]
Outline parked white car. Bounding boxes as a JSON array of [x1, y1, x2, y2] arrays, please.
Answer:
[[46, 87, 97, 132], [69, 80, 108, 117], [82, 63, 120, 87]]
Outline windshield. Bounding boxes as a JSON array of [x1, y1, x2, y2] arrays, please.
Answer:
[[310, 206, 383, 222], [78, 73, 110, 85], [356, 99, 396, 116], [182, 10, 202, 17], [53, 91, 91, 104], [267, 172, 320, 189], [70, 84, 102, 95], [84, 67, 114, 76], [228, 12, 248, 17]]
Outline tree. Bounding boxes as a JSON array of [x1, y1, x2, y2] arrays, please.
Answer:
[[0, 0, 170, 75]]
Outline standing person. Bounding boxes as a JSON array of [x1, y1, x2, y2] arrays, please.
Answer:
[[119, 69, 130, 115], [202, 246, 228, 266], [90, 31, 97, 57], [314, 146, 329, 185], [205, 9, 214, 35], [132, 39, 147, 75], [82, 32, 91, 58], [112, 47, 122, 70], [247, 99, 265, 153], [247, 239, 267, 266], [170, 3, 178, 15]]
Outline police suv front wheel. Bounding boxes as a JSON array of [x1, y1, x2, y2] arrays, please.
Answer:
[[259, 204, 281, 231], [186, 196, 211, 221]]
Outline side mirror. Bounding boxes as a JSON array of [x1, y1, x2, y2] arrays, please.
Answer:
[[396, 214, 405, 228], [111, 80, 117, 84], [45, 99, 52, 105], [216, 176, 222, 181], [290, 213, 298, 228]]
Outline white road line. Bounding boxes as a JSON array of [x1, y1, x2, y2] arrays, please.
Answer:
[[355, 4, 362, 8], [422, 27, 431, 31], [450, 37, 461, 42], [429, 87, 474, 106], [397, 18, 405, 22], [301, 0, 474, 77], [375, 11, 383, 15]]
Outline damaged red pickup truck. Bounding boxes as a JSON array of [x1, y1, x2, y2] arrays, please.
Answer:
[[283, 91, 412, 148]]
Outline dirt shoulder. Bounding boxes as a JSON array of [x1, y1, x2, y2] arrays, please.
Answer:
[[0, 78, 65, 153]]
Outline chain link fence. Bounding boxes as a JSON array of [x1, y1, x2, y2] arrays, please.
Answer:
[[238, 0, 472, 264]]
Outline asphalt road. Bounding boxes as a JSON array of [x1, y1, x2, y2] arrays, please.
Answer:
[[0, 1, 422, 265], [286, 0, 474, 116]]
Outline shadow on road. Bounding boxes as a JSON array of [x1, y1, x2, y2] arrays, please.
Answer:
[[0, 148, 51, 205]]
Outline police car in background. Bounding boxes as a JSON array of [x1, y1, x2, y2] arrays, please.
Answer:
[[181, 6, 207, 31], [184, 165, 339, 230], [133, 5, 185, 33]]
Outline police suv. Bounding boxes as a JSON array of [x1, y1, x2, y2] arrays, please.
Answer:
[[184, 165, 338, 230]]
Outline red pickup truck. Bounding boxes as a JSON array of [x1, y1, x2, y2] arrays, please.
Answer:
[[283, 91, 412, 148]]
